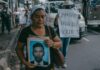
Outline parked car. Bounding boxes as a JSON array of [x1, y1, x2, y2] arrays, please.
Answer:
[[77, 12, 86, 39]]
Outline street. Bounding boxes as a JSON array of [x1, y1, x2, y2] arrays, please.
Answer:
[[67, 30, 100, 70], [55, 28, 100, 70]]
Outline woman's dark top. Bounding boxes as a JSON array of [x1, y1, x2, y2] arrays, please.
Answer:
[[18, 25, 57, 70]]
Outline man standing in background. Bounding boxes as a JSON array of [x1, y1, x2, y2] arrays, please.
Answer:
[[54, 0, 79, 68], [0, 4, 11, 34]]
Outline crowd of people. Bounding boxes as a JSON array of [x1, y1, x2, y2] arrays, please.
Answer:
[[13, 7, 30, 28], [0, 3, 31, 34]]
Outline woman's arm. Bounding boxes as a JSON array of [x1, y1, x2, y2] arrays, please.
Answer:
[[17, 41, 26, 64], [53, 36, 62, 49], [41, 36, 62, 49], [16, 41, 36, 68]]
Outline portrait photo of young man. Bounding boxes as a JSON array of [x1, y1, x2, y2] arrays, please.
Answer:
[[31, 42, 48, 66], [27, 38, 50, 67]]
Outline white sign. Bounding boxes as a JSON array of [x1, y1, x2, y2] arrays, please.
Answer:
[[58, 9, 79, 38]]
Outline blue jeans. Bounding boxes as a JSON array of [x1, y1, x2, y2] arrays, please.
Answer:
[[60, 38, 71, 58]]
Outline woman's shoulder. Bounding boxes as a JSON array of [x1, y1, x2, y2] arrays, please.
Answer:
[[21, 26, 31, 32], [45, 25, 54, 30], [45, 25, 56, 33]]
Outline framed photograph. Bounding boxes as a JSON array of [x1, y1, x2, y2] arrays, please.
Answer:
[[27, 37, 50, 67]]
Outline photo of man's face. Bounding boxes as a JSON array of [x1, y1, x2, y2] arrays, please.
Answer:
[[28, 38, 50, 66], [32, 43, 44, 63]]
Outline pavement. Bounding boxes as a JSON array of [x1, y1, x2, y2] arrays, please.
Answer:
[[0, 26, 21, 70]]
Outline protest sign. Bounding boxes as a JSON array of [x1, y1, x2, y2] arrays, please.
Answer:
[[58, 9, 79, 38]]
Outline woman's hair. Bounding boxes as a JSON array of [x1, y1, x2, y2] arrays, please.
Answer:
[[30, 5, 45, 18], [30, 8, 45, 18]]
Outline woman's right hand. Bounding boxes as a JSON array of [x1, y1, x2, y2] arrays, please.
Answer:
[[40, 37, 54, 47], [25, 61, 37, 68]]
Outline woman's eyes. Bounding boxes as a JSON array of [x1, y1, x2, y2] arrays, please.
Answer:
[[35, 15, 45, 19]]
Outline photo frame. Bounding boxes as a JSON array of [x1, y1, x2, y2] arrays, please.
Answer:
[[27, 37, 50, 67]]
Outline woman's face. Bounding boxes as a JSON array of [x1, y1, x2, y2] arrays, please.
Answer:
[[31, 9, 46, 27]]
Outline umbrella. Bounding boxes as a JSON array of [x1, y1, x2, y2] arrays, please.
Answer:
[[0, 0, 8, 4]]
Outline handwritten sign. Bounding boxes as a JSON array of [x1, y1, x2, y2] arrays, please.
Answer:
[[58, 9, 79, 38]]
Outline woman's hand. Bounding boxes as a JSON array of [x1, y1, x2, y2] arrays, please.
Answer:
[[40, 37, 54, 47], [25, 61, 37, 68], [44, 37, 54, 47]]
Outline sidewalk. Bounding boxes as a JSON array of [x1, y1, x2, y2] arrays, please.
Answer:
[[0, 27, 21, 70]]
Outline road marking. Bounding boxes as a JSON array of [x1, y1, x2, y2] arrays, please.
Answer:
[[82, 37, 90, 42]]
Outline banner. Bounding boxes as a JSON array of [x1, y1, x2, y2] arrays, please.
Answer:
[[58, 9, 79, 38]]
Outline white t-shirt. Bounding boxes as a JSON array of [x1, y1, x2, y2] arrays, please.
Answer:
[[19, 10, 26, 24]]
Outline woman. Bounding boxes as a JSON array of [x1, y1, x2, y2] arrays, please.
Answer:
[[16, 5, 62, 70]]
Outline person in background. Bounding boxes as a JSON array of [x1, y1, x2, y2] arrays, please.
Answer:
[[13, 8, 20, 28], [16, 5, 62, 70], [0, 4, 11, 34], [54, 0, 77, 68], [24, 8, 29, 23], [18, 8, 27, 28]]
